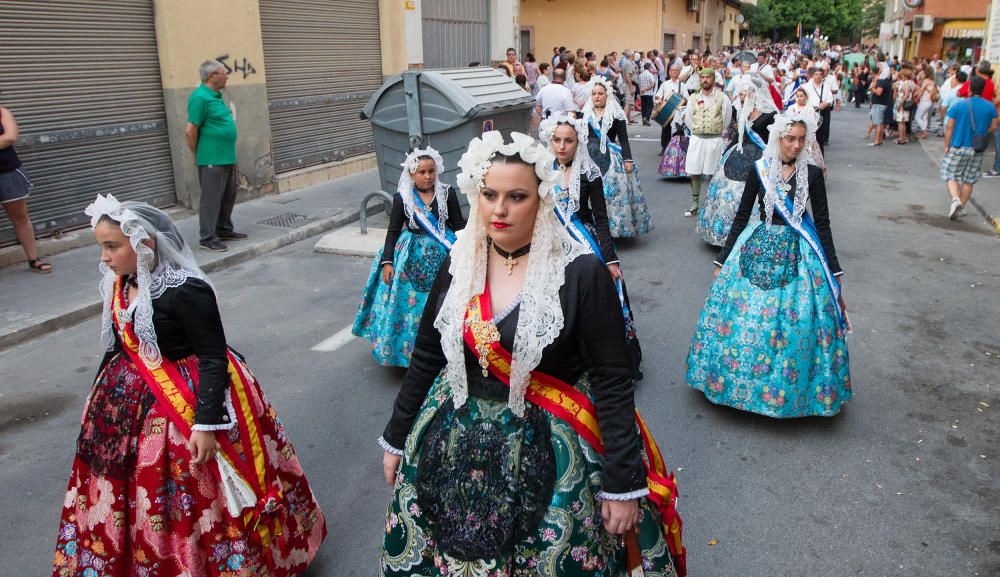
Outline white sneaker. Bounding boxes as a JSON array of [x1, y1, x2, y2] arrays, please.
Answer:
[[956, 203, 967, 218], [948, 198, 961, 220]]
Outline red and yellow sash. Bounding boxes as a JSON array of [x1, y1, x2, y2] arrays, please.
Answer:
[[463, 285, 686, 576], [111, 278, 283, 547]]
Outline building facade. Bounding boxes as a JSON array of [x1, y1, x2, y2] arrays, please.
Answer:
[[0, 0, 517, 245], [881, 0, 989, 63], [519, 0, 748, 63], [904, 0, 989, 62]]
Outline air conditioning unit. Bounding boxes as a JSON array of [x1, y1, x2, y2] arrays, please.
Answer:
[[687, 0, 698, 12], [912, 15, 934, 32]]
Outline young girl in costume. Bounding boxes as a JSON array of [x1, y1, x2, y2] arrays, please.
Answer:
[[52, 195, 326, 577], [352, 147, 466, 367]]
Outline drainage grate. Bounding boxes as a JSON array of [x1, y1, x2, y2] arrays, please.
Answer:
[[256, 212, 316, 228]]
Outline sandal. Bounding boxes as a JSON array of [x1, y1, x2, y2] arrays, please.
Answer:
[[28, 258, 53, 274]]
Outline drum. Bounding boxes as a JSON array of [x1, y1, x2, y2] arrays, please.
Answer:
[[653, 93, 683, 126]]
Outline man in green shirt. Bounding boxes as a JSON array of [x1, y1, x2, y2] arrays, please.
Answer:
[[185, 59, 245, 252]]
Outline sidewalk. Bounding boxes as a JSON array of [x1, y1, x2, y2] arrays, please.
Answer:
[[918, 128, 1000, 235], [0, 168, 381, 350]]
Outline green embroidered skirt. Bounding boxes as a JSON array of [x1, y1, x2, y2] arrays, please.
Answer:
[[380, 373, 678, 577]]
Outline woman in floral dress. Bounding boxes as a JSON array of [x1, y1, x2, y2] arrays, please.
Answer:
[[352, 147, 466, 367], [52, 195, 326, 577], [378, 132, 685, 576], [582, 76, 652, 238], [686, 113, 852, 418]]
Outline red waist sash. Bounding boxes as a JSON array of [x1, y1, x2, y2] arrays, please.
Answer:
[[462, 284, 686, 576]]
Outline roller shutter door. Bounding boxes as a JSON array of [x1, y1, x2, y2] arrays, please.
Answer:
[[0, 0, 175, 244], [259, 0, 382, 174], [422, 0, 490, 69]]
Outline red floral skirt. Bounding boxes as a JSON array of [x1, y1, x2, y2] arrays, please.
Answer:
[[52, 353, 327, 577]]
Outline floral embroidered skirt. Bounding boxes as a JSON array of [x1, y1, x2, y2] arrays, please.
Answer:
[[658, 133, 689, 179], [601, 151, 653, 238], [380, 375, 678, 577], [696, 143, 763, 247], [353, 229, 448, 367], [686, 223, 852, 418], [52, 353, 327, 577]]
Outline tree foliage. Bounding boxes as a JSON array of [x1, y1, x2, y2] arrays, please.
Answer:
[[743, 0, 878, 43]]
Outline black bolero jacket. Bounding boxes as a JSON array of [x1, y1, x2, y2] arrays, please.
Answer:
[[716, 163, 843, 275], [382, 253, 647, 496], [588, 117, 633, 160], [380, 187, 467, 265], [100, 278, 232, 428]]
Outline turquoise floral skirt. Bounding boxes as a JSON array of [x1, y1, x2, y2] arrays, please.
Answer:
[[352, 230, 447, 367], [686, 222, 852, 417], [380, 374, 678, 577]]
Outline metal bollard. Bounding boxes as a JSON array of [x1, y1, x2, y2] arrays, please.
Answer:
[[359, 191, 394, 234]]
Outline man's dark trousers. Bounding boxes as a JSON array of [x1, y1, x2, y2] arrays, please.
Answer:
[[198, 164, 237, 243]]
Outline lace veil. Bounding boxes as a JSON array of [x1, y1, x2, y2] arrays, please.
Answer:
[[435, 131, 588, 416], [538, 112, 602, 217], [85, 194, 215, 369], [396, 146, 450, 236], [761, 111, 818, 227], [581, 76, 626, 154]]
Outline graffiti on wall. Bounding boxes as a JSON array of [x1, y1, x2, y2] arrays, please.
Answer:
[[215, 54, 257, 79]]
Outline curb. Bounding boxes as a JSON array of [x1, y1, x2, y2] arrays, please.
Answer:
[[0, 208, 364, 352], [968, 197, 1000, 235]]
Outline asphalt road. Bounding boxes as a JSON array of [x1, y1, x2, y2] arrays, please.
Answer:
[[1, 107, 998, 576]]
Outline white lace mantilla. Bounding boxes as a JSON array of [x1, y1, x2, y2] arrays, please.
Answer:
[[439, 131, 588, 416]]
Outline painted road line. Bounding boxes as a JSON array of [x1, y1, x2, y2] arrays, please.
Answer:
[[629, 137, 661, 142], [311, 324, 356, 352]]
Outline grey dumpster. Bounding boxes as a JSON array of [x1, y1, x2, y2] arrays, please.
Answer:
[[360, 67, 536, 194]]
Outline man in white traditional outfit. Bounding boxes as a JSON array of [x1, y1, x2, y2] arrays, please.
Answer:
[[683, 67, 732, 217]]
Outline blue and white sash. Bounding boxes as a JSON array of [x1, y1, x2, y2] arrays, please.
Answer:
[[411, 189, 456, 250], [754, 158, 845, 327], [553, 184, 635, 334]]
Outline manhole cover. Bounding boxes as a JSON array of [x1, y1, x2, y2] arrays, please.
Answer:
[[256, 212, 315, 228]]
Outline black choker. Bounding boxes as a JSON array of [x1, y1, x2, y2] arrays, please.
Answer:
[[126, 274, 139, 288], [781, 159, 796, 166], [491, 239, 531, 275]]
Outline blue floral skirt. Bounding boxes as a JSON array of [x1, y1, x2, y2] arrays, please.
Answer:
[[352, 230, 447, 367], [597, 148, 652, 238], [380, 374, 678, 577], [686, 223, 852, 417], [696, 143, 762, 246]]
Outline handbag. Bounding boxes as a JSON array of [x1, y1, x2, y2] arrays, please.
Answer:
[[968, 98, 990, 153]]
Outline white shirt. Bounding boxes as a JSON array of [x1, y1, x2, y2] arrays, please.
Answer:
[[751, 62, 775, 83], [535, 74, 551, 91], [655, 78, 688, 102], [535, 82, 577, 116], [824, 74, 841, 102], [805, 80, 834, 108]]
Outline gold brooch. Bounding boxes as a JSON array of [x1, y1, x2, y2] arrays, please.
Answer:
[[468, 318, 500, 377]]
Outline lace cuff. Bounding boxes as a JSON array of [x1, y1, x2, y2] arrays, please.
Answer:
[[192, 389, 237, 432], [596, 487, 650, 501], [378, 436, 404, 456]]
